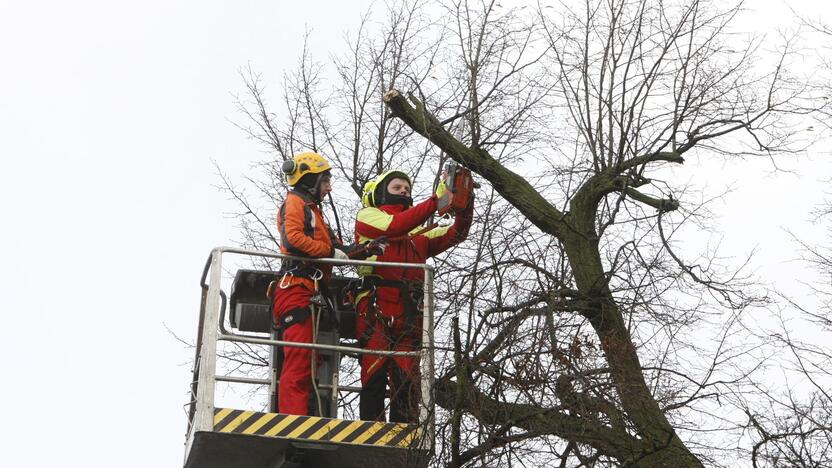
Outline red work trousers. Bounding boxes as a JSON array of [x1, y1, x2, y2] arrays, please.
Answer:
[[273, 284, 315, 415], [355, 294, 421, 422]]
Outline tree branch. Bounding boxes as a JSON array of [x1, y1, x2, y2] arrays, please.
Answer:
[[383, 89, 566, 237]]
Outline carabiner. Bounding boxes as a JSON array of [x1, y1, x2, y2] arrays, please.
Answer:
[[279, 271, 294, 289]]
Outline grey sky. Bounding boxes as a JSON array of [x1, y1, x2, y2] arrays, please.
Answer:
[[0, 1, 828, 467]]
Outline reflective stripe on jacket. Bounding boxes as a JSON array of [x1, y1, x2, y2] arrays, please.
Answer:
[[354, 195, 473, 303]]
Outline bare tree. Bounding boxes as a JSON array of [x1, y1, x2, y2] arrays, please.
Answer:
[[220, 0, 830, 466], [383, 0, 824, 466]]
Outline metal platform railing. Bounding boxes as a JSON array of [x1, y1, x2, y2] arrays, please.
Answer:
[[184, 246, 436, 462]]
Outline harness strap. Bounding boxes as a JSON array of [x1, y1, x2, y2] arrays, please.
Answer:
[[277, 260, 321, 279], [356, 279, 424, 348], [358, 320, 377, 348], [358, 275, 406, 289], [276, 306, 311, 330], [357, 289, 381, 348]]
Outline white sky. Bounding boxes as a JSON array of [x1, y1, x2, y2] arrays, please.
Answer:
[[0, 1, 828, 467]]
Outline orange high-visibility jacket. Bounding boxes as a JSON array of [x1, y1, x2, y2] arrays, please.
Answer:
[[277, 190, 337, 289]]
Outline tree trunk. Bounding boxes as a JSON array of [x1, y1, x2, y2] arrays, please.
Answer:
[[561, 214, 704, 468]]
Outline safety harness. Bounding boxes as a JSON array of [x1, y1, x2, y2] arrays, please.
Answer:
[[268, 267, 331, 416], [353, 275, 424, 349]]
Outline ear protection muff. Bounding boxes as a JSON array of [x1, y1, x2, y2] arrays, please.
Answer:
[[361, 179, 378, 207], [281, 159, 296, 175], [282, 160, 312, 176], [284, 152, 331, 186]]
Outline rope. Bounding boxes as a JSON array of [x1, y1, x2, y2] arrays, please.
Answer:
[[310, 274, 324, 416]]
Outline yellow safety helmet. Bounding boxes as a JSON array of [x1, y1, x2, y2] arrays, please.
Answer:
[[281, 152, 332, 186], [362, 170, 412, 207]]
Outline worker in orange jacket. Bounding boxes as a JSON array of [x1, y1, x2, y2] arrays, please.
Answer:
[[353, 170, 474, 422], [273, 152, 372, 415]]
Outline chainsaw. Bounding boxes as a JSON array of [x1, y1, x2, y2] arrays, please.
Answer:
[[437, 162, 478, 216]]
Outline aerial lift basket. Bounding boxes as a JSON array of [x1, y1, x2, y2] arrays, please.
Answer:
[[183, 247, 436, 468]]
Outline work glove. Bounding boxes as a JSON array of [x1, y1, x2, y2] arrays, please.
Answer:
[[435, 179, 448, 199], [364, 236, 388, 256], [435, 179, 453, 212], [344, 238, 387, 260], [332, 248, 349, 261]]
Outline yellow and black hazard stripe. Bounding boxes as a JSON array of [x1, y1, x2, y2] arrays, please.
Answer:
[[213, 408, 422, 449]]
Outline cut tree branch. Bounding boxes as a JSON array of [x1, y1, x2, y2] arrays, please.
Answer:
[[383, 89, 566, 237]]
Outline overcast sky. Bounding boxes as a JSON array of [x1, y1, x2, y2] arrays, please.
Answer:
[[0, 1, 829, 467]]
